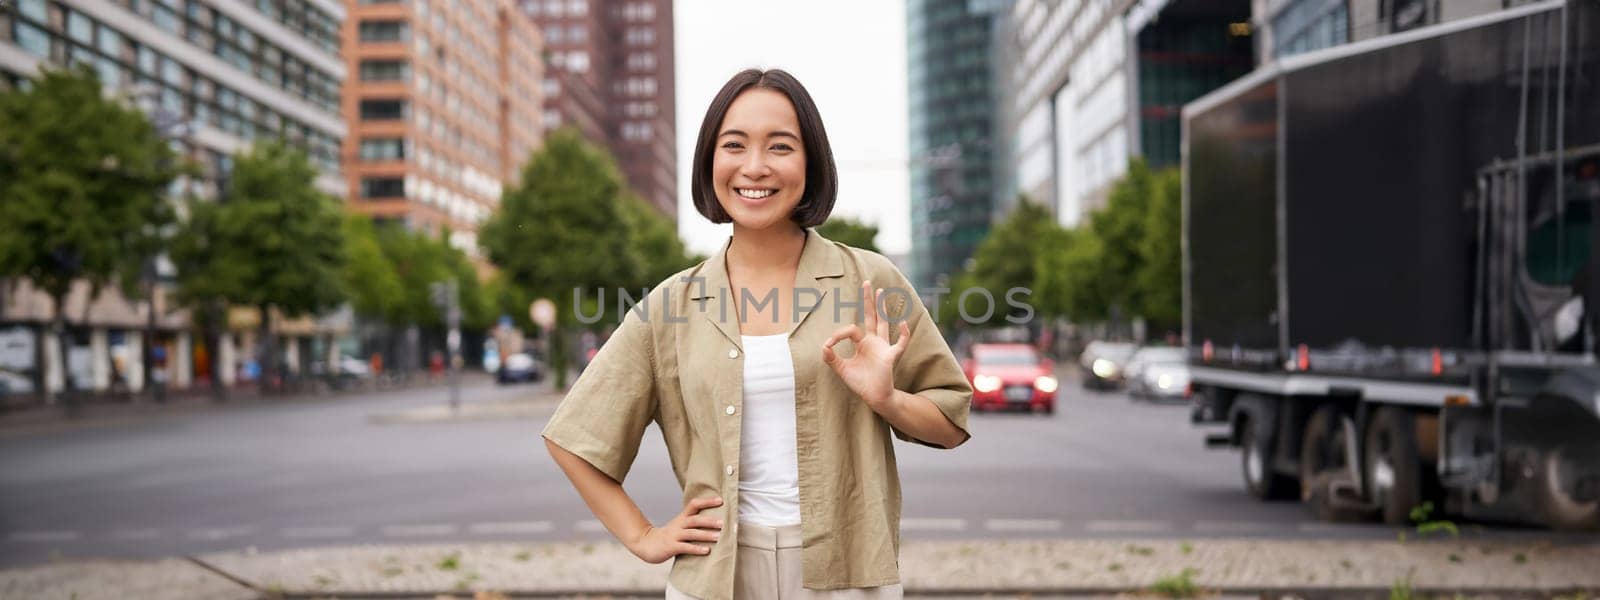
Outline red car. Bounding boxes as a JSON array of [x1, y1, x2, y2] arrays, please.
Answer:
[[962, 344, 1058, 414]]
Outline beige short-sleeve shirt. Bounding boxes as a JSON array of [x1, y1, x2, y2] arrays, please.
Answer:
[[541, 226, 973, 600]]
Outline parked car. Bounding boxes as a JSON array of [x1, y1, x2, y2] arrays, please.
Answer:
[[1123, 346, 1190, 401], [962, 343, 1057, 414], [1079, 341, 1136, 390], [497, 352, 544, 384], [311, 355, 372, 390]]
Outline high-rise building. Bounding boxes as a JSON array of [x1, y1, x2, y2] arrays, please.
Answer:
[[1257, 0, 1532, 63], [998, 0, 1253, 227], [342, 0, 544, 258], [0, 0, 349, 395], [522, 0, 676, 218], [1001, 0, 1138, 230], [906, 0, 1006, 291]]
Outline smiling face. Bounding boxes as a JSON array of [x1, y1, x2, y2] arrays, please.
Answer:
[[711, 87, 807, 231]]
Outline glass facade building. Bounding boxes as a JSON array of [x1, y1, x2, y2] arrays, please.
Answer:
[[906, 0, 1003, 290], [1, 0, 347, 180]]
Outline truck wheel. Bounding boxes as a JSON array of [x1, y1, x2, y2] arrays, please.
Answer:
[[1534, 445, 1600, 530], [1241, 417, 1296, 500], [1363, 406, 1423, 526], [1300, 404, 1369, 522]]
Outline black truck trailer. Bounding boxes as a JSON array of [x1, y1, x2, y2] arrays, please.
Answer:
[[1182, 0, 1600, 529]]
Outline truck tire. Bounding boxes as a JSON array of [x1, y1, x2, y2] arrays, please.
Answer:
[[1534, 445, 1600, 530], [1300, 404, 1369, 522], [1241, 416, 1296, 500], [1363, 406, 1423, 526]]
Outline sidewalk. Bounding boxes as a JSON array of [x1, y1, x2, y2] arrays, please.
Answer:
[[3, 536, 1597, 599], [0, 372, 502, 438]]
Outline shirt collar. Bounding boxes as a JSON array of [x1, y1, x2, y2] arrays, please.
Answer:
[[689, 226, 846, 347]]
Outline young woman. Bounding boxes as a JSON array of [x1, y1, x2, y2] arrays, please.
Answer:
[[542, 68, 973, 600]]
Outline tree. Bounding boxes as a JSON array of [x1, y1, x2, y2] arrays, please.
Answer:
[[1138, 167, 1183, 334], [172, 139, 345, 394], [480, 128, 642, 389], [818, 217, 881, 253], [0, 67, 181, 402], [619, 193, 694, 292], [960, 198, 1057, 327], [341, 215, 404, 322]]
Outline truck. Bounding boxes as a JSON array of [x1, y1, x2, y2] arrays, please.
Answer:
[[1182, 0, 1600, 529]]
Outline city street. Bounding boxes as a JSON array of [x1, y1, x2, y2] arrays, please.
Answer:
[[0, 371, 1576, 568]]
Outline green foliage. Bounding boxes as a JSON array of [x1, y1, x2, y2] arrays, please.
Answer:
[[480, 128, 643, 320], [1138, 167, 1183, 332], [172, 139, 346, 317], [1150, 568, 1201, 598], [619, 192, 695, 291], [952, 158, 1184, 330], [817, 217, 880, 253], [481, 127, 690, 387], [341, 215, 404, 321], [372, 224, 486, 329], [1409, 501, 1460, 538], [0, 66, 181, 305]]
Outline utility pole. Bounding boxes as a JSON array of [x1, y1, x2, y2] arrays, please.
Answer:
[[430, 280, 461, 412]]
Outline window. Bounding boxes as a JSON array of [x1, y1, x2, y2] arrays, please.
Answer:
[[360, 98, 407, 120], [567, 0, 586, 15], [360, 137, 406, 160], [566, 51, 588, 72], [152, 4, 182, 33], [67, 11, 93, 43], [543, 25, 563, 43], [359, 60, 409, 81], [361, 177, 406, 198], [14, 23, 51, 58], [359, 20, 408, 42], [17, 0, 48, 21], [568, 24, 586, 43]]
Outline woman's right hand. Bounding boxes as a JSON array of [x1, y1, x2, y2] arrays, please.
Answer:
[[628, 496, 725, 564]]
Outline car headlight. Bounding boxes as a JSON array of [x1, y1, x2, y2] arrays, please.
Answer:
[[1034, 376, 1058, 393], [974, 374, 1002, 393], [1092, 359, 1118, 378], [1157, 373, 1174, 390]]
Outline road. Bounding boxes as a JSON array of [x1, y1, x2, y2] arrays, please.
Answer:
[[0, 372, 1573, 567]]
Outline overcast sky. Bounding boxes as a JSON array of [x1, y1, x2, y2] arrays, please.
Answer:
[[673, 0, 912, 258]]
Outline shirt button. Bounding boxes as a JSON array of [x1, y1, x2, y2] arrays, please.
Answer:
[[725, 465, 735, 476], [726, 405, 736, 415], [728, 348, 739, 359]]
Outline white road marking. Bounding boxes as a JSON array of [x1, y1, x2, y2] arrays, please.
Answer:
[[7, 531, 81, 542], [1085, 520, 1174, 533], [1193, 520, 1278, 533], [900, 518, 967, 532], [110, 529, 162, 540], [188, 527, 255, 541], [574, 520, 607, 533], [381, 524, 458, 537], [282, 526, 355, 539], [984, 519, 1063, 532], [468, 521, 552, 535]]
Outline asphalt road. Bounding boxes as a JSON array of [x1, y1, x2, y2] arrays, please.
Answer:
[[0, 373, 1576, 567]]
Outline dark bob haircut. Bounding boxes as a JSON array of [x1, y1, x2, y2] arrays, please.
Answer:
[[690, 68, 838, 227]]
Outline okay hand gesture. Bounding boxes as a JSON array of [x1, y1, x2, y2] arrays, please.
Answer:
[[821, 280, 910, 410]]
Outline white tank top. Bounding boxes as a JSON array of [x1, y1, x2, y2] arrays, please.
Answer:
[[737, 333, 802, 526]]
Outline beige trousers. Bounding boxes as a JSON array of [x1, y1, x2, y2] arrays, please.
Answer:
[[665, 521, 904, 599]]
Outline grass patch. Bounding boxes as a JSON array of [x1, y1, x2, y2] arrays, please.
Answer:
[[513, 550, 531, 562], [437, 551, 461, 571], [1150, 568, 1201, 598], [1410, 502, 1460, 538]]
